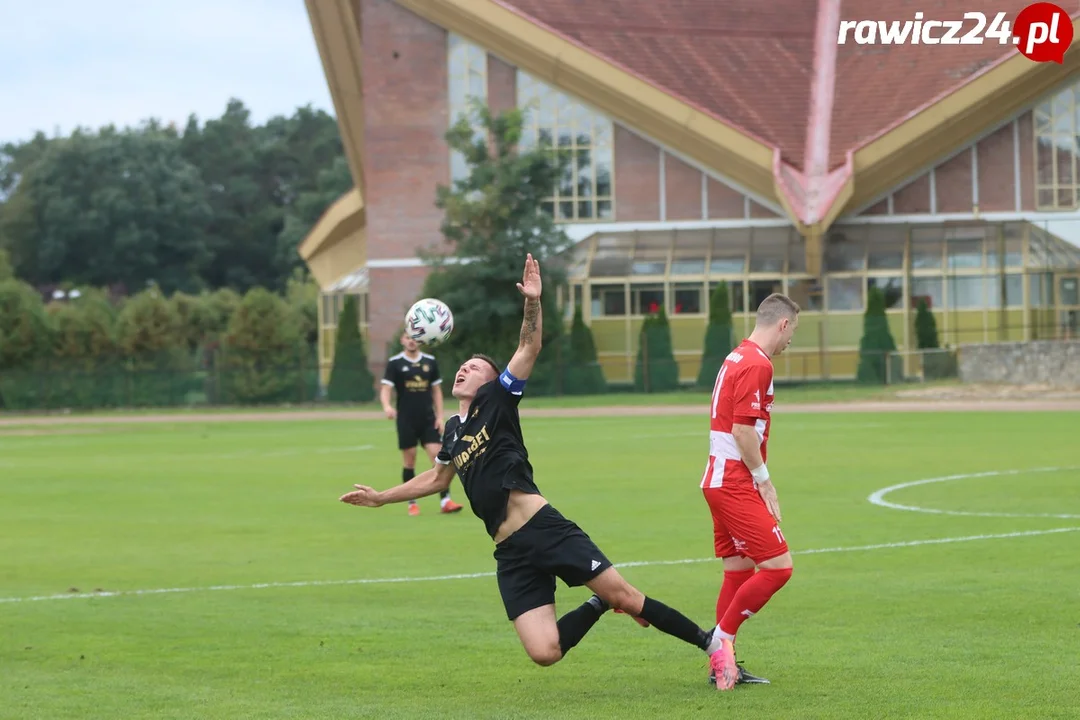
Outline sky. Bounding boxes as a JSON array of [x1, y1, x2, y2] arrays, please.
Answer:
[[0, 0, 335, 144]]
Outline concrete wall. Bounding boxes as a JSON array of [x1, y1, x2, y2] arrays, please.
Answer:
[[959, 340, 1080, 387]]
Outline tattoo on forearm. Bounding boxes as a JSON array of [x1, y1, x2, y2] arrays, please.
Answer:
[[521, 298, 540, 345]]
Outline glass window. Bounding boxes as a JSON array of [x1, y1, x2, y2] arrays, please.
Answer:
[[591, 285, 625, 316], [320, 294, 332, 326], [868, 249, 904, 270], [749, 228, 789, 273], [632, 285, 665, 315], [1028, 231, 1052, 268], [710, 255, 746, 274], [948, 276, 986, 309], [824, 231, 866, 271], [987, 225, 1024, 269], [786, 278, 823, 311], [673, 285, 703, 314], [590, 236, 633, 276], [631, 260, 666, 275], [749, 280, 783, 310], [947, 238, 984, 269], [448, 34, 488, 183], [987, 274, 1023, 308], [911, 241, 943, 269], [670, 258, 705, 275], [787, 237, 807, 273], [828, 277, 864, 311], [328, 294, 343, 325], [1062, 276, 1080, 305], [1029, 273, 1046, 306], [1005, 274, 1023, 307], [866, 225, 906, 270], [1034, 84, 1080, 210], [711, 229, 750, 275], [631, 247, 667, 276], [911, 228, 944, 269], [912, 277, 943, 310], [519, 72, 614, 221], [671, 230, 709, 275], [868, 276, 904, 309]]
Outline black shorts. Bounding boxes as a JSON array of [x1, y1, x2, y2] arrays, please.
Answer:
[[396, 413, 441, 450], [492, 504, 613, 621]]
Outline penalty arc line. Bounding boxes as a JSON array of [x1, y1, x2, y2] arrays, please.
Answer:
[[2, 526, 1078, 605], [868, 466, 1080, 519]]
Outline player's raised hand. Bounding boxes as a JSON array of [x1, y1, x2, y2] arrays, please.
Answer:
[[756, 480, 782, 523], [516, 253, 542, 300], [340, 484, 384, 507]]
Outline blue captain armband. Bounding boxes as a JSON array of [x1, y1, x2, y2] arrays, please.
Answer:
[[498, 367, 527, 396]]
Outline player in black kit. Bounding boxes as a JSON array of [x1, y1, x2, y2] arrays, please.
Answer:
[[380, 331, 463, 516], [342, 254, 733, 687]]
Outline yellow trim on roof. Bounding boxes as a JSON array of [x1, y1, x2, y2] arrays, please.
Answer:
[[298, 188, 365, 261], [392, 0, 778, 202], [305, 0, 366, 197]]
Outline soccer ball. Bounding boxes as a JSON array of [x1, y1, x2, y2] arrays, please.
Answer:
[[405, 298, 454, 347]]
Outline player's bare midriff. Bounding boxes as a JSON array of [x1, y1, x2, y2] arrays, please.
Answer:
[[494, 490, 550, 543]]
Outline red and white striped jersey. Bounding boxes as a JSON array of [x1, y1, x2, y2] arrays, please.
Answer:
[[701, 339, 775, 489]]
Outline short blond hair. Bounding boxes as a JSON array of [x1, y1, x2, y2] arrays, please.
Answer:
[[756, 293, 800, 326]]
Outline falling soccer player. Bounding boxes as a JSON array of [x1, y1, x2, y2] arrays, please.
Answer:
[[342, 253, 734, 687]]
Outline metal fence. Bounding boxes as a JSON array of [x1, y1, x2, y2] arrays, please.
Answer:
[[0, 347, 961, 412], [0, 348, 321, 412]]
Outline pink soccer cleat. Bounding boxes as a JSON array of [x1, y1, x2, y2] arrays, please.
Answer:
[[709, 637, 738, 691]]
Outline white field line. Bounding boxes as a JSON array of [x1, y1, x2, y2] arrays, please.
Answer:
[[868, 467, 1080, 519], [0, 445, 375, 464], [2, 526, 1076, 605]]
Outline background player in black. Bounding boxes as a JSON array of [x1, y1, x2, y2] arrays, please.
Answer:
[[343, 255, 733, 687], [380, 331, 463, 516]]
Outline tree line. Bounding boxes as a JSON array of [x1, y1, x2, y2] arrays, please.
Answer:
[[0, 100, 351, 295]]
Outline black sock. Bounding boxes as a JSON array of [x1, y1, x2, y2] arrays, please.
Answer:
[[638, 597, 713, 651], [402, 468, 415, 503], [439, 490, 449, 500], [557, 595, 608, 656]]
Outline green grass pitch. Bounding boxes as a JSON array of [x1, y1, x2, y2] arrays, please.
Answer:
[[1, 408, 1078, 719]]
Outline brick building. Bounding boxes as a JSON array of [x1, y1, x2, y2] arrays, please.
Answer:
[[300, 0, 1080, 385]]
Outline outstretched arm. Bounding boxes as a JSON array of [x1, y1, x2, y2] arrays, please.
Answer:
[[507, 253, 543, 381], [340, 463, 455, 508]]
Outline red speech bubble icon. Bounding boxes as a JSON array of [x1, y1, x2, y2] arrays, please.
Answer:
[[1014, 2, 1073, 63]]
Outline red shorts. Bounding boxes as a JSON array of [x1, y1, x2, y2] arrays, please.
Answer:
[[703, 484, 789, 563]]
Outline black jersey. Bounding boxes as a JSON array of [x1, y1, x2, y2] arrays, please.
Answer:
[[436, 375, 541, 538], [381, 352, 441, 418]]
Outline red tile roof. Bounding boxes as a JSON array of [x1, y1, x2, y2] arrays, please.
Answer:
[[832, 0, 1041, 169], [497, 0, 1053, 171], [498, 0, 816, 167]]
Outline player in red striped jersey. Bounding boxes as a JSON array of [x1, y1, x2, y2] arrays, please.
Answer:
[[702, 293, 800, 690]]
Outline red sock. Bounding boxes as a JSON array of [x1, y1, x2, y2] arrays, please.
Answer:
[[719, 567, 792, 637], [715, 569, 755, 625]]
